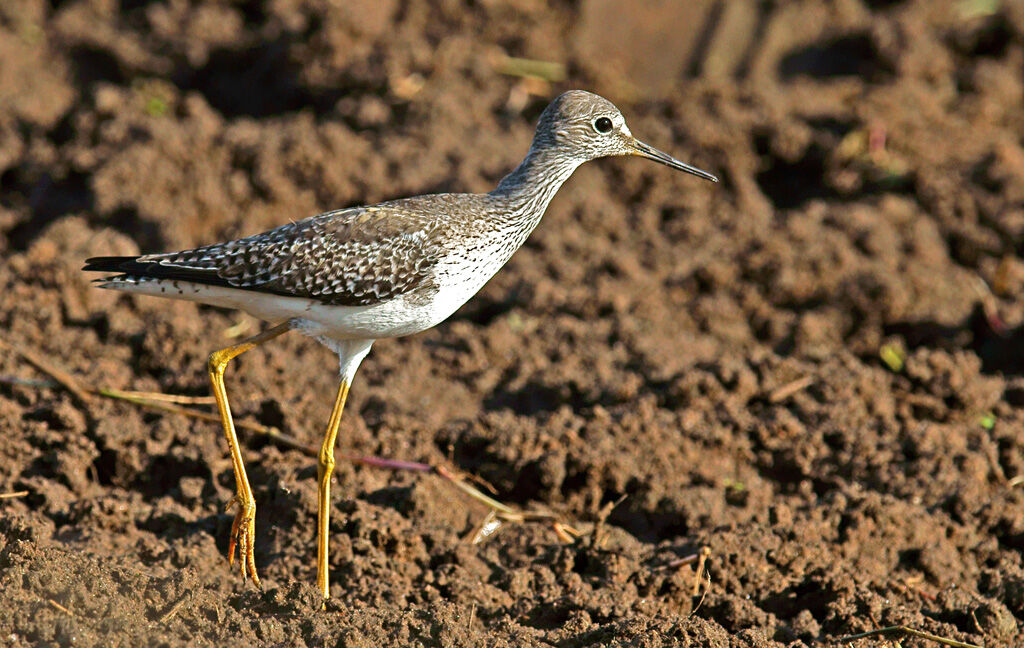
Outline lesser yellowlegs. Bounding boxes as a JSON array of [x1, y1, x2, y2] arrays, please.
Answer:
[[84, 90, 718, 599]]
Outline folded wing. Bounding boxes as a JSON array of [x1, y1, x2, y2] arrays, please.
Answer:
[[84, 206, 445, 307]]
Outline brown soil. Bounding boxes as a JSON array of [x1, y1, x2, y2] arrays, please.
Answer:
[[2, 1, 1024, 646]]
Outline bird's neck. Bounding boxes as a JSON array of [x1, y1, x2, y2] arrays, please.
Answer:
[[489, 144, 583, 224]]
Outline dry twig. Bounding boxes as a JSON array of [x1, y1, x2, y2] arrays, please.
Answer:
[[100, 388, 215, 405], [0, 338, 91, 404], [591, 494, 627, 549], [45, 598, 74, 617], [158, 592, 191, 624], [768, 376, 814, 403], [692, 546, 711, 597], [838, 625, 981, 648], [653, 552, 700, 573], [690, 568, 711, 617]]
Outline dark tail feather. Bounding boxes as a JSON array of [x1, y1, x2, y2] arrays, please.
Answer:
[[83, 256, 142, 272], [83, 254, 230, 288]]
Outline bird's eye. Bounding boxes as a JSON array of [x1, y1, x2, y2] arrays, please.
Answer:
[[594, 117, 613, 133]]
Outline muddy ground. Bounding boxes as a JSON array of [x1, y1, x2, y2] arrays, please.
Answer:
[[2, 0, 1024, 646]]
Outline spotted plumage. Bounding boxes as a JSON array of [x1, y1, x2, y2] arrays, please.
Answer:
[[86, 201, 451, 307], [83, 90, 717, 599]]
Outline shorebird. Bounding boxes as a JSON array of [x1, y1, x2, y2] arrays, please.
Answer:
[[84, 90, 717, 599]]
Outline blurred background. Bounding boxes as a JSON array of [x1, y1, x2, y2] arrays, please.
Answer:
[[1, 1, 1023, 646]]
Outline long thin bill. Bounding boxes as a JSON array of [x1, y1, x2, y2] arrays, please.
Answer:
[[633, 140, 718, 183]]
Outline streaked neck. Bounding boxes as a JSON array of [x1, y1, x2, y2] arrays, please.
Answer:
[[490, 144, 583, 220]]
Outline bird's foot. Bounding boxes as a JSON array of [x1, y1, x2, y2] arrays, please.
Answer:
[[225, 494, 261, 587]]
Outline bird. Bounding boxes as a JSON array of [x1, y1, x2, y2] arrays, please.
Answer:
[[83, 89, 718, 599]]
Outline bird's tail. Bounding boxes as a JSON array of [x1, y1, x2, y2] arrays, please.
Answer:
[[82, 256, 143, 273]]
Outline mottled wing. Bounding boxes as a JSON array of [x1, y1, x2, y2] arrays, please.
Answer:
[[88, 206, 445, 306]]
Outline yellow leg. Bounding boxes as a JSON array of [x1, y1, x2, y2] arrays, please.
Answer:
[[316, 379, 350, 599], [208, 321, 291, 586]]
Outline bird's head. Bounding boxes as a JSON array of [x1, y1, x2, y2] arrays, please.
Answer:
[[533, 90, 718, 183]]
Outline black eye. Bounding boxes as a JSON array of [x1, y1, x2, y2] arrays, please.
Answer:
[[594, 117, 613, 133]]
